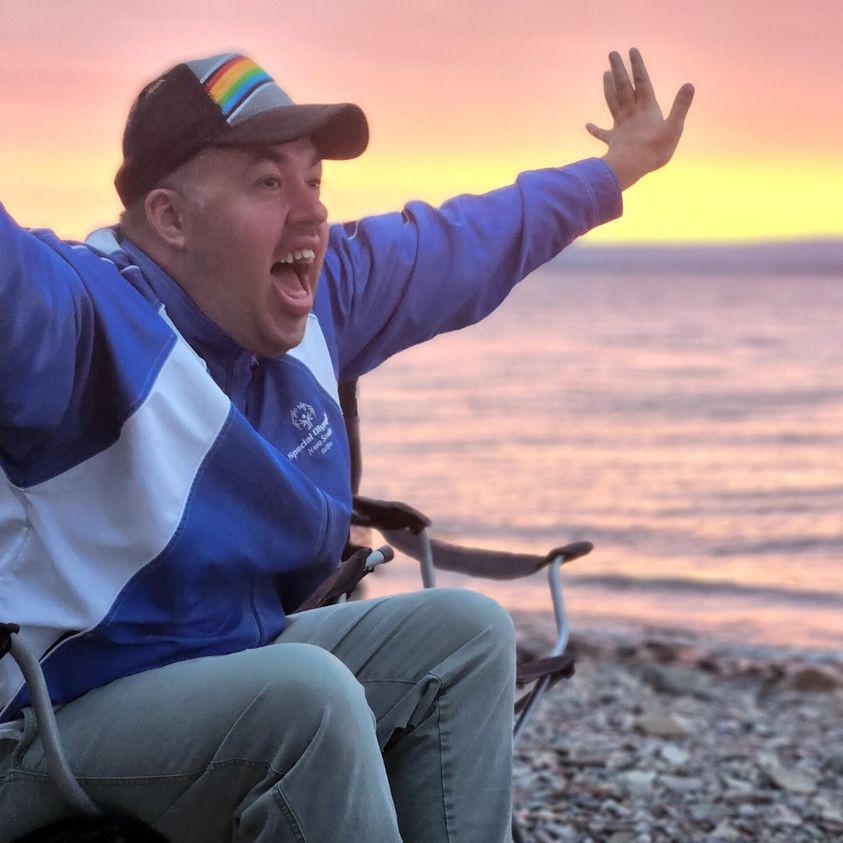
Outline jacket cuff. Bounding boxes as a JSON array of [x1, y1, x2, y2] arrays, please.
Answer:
[[565, 157, 624, 227]]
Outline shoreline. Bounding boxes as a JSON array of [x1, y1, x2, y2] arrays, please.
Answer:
[[511, 610, 843, 842], [513, 609, 843, 670]]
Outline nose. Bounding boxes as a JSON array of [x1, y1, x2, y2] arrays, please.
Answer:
[[288, 180, 328, 227]]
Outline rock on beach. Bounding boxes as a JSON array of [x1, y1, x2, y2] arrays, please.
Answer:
[[511, 611, 843, 842]]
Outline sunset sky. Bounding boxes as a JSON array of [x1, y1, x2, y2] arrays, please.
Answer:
[[2, 0, 840, 243]]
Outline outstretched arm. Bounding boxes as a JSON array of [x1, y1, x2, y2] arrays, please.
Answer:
[[587, 48, 694, 191]]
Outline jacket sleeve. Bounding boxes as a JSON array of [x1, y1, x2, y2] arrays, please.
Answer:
[[322, 158, 621, 381], [0, 204, 90, 464]]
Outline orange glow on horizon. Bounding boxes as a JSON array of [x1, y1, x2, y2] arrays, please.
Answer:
[[2, 0, 841, 245], [4, 152, 839, 246]]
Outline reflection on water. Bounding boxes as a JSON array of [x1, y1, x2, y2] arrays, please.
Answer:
[[355, 268, 843, 650]]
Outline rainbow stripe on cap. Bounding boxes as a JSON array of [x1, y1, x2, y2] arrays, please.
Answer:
[[203, 55, 273, 120]]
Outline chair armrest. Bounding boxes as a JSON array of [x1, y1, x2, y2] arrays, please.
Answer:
[[381, 531, 593, 580], [352, 495, 431, 534], [295, 546, 394, 612], [515, 652, 576, 691], [353, 493, 592, 583]]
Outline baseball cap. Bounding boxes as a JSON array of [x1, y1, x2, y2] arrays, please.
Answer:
[[115, 53, 369, 206]]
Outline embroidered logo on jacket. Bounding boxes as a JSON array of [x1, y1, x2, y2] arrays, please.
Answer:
[[287, 404, 334, 461], [290, 402, 317, 431]]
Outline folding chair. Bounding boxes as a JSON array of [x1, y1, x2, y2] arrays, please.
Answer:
[[1, 374, 590, 843], [4, 543, 586, 843], [339, 379, 593, 843]]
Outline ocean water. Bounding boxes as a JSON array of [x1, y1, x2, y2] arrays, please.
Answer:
[[354, 257, 843, 651]]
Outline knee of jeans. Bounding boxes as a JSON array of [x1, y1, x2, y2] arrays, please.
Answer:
[[433, 588, 514, 636], [425, 589, 516, 665], [197, 646, 377, 787], [218, 645, 372, 760], [255, 643, 367, 711]]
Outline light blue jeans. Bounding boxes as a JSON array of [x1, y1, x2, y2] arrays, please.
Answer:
[[0, 589, 515, 842]]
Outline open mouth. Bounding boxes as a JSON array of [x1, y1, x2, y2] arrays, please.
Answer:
[[270, 250, 316, 316], [277, 249, 316, 267]]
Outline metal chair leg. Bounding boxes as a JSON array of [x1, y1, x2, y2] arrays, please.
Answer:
[[5, 629, 99, 817]]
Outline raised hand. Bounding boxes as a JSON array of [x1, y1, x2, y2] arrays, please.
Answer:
[[587, 48, 694, 191]]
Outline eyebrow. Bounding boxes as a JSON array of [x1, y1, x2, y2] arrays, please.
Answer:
[[246, 147, 322, 169]]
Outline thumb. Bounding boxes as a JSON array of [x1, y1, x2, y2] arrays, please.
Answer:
[[586, 123, 610, 144], [667, 83, 695, 128]]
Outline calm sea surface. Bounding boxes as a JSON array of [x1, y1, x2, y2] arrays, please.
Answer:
[[355, 263, 843, 652]]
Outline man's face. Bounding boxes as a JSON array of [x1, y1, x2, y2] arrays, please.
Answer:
[[174, 137, 329, 357]]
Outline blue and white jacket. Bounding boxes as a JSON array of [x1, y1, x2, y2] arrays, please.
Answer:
[[0, 158, 620, 723]]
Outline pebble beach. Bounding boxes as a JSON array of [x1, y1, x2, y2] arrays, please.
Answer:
[[511, 611, 843, 842]]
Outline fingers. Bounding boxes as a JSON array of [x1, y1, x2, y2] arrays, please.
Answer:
[[629, 47, 655, 103], [609, 50, 634, 106], [667, 82, 695, 127], [603, 70, 620, 118]]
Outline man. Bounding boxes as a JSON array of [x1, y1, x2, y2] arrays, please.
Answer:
[[0, 50, 693, 841]]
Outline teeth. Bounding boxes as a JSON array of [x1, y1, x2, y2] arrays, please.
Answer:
[[278, 249, 316, 265]]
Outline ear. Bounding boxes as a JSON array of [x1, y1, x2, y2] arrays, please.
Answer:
[[143, 188, 189, 250]]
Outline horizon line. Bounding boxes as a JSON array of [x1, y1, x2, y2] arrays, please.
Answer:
[[572, 235, 843, 249]]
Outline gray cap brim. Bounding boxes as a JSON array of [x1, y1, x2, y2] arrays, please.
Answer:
[[211, 102, 369, 160]]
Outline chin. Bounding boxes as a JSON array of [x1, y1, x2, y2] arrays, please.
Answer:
[[262, 327, 308, 358]]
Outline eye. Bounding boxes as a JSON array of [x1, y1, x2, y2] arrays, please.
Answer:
[[308, 177, 322, 192], [260, 175, 282, 189]]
